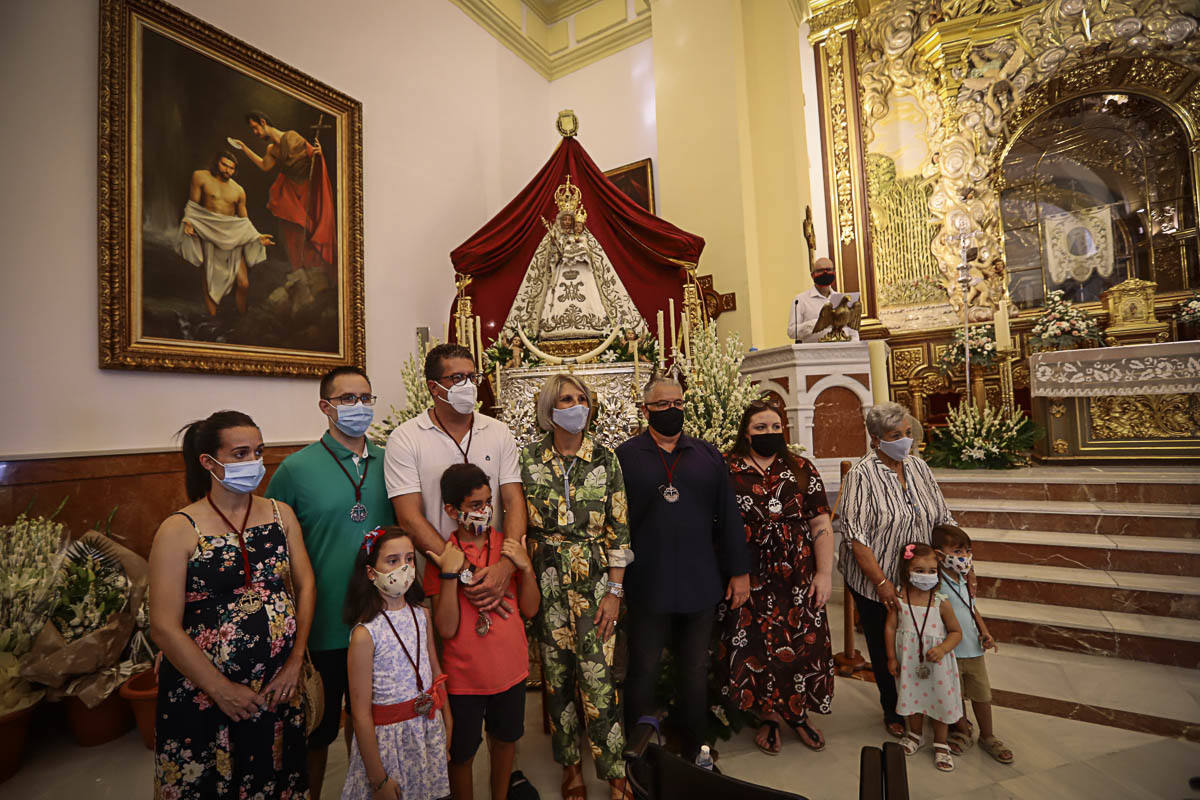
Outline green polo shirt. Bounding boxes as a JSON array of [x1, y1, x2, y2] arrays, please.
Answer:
[[266, 431, 395, 651]]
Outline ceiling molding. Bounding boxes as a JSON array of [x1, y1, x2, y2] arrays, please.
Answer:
[[525, 0, 596, 25], [447, 0, 651, 81], [788, 0, 810, 25]]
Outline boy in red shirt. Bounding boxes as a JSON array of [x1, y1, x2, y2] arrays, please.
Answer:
[[425, 463, 540, 799]]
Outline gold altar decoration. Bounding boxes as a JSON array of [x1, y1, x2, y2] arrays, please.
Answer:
[[837, 0, 1200, 329], [1090, 394, 1200, 440], [1101, 278, 1169, 346]]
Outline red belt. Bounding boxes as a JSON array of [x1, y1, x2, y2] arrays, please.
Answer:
[[372, 674, 448, 724]]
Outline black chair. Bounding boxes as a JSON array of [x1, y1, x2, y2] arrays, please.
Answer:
[[858, 741, 910, 800], [622, 718, 811, 800]]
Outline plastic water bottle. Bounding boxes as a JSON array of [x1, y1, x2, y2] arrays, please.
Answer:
[[695, 745, 714, 770]]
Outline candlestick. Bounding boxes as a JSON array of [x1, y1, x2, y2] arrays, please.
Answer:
[[668, 299, 677, 357], [475, 315, 484, 366], [995, 299, 1012, 350], [656, 310, 665, 369]]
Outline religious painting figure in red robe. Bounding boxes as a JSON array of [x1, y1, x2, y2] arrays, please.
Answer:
[[231, 110, 337, 277]]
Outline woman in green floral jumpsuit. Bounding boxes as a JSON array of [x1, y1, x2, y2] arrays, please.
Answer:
[[520, 373, 632, 800]]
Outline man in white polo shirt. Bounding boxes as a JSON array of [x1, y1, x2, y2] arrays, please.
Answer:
[[385, 343, 526, 614]]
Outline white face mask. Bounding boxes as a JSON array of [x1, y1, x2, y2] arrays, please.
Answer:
[[877, 437, 913, 461], [372, 563, 415, 598], [909, 573, 939, 591], [459, 506, 492, 536], [437, 381, 477, 415]]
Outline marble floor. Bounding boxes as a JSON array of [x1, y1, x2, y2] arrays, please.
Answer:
[[4, 675, 1197, 800]]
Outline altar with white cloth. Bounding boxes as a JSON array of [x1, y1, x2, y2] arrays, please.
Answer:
[[1029, 341, 1200, 461]]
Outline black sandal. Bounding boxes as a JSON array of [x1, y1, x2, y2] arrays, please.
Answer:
[[792, 720, 826, 752], [754, 720, 781, 756]]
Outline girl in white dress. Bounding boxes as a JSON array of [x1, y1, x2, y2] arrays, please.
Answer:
[[885, 542, 964, 772], [342, 528, 450, 800]]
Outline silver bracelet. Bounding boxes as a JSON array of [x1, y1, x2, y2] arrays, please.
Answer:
[[606, 581, 624, 598]]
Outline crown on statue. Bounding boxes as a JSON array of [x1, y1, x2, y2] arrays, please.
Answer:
[[554, 174, 583, 216]]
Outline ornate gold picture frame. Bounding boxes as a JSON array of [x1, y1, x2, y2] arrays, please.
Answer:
[[99, 0, 364, 376], [604, 158, 655, 214]]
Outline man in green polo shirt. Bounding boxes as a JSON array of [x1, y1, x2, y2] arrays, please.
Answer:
[[265, 365, 394, 798]]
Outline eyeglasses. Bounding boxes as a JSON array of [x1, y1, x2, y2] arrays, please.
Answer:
[[644, 399, 685, 411], [438, 372, 483, 387], [325, 393, 377, 406]]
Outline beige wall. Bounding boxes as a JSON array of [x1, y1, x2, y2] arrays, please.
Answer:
[[652, 0, 815, 349], [0, 0, 656, 458]]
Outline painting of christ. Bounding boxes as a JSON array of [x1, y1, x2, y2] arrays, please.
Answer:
[[99, 0, 363, 376]]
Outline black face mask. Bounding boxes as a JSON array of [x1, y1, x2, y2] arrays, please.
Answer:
[[647, 407, 685, 437], [813, 272, 836, 287], [750, 432, 786, 458]]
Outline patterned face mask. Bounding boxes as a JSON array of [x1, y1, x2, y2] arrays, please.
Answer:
[[459, 506, 492, 536], [372, 563, 414, 598], [943, 553, 973, 575]]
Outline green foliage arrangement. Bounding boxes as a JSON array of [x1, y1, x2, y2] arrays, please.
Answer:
[[50, 538, 130, 643], [924, 403, 1041, 470]]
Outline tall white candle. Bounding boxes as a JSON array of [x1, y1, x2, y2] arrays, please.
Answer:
[[475, 315, 484, 366], [656, 310, 666, 368], [681, 313, 691, 358], [669, 298, 677, 357], [995, 301, 1012, 350]]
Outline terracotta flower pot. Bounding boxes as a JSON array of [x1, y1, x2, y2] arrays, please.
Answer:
[[119, 668, 157, 750], [64, 691, 134, 747], [0, 701, 38, 784]]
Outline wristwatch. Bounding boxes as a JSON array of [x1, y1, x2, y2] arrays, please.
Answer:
[[439, 572, 460, 581]]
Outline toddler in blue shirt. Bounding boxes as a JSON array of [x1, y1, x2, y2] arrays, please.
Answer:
[[932, 524, 1015, 765]]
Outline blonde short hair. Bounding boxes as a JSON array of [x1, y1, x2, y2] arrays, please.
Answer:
[[536, 373, 593, 432]]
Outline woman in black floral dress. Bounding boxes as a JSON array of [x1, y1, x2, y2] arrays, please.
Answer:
[[149, 411, 316, 799], [716, 399, 835, 755]]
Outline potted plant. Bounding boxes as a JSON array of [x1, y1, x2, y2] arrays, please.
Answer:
[[1176, 291, 1200, 340], [1029, 290, 1103, 351], [0, 511, 68, 783], [20, 530, 148, 747]]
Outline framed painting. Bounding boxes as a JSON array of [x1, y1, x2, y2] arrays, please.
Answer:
[[604, 158, 655, 215], [99, 0, 364, 376]]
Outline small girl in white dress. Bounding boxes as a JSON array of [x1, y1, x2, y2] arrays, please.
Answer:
[[342, 528, 450, 800], [885, 541, 964, 772]]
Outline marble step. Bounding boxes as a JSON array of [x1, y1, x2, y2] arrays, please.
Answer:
[[947, 497, 1200, 538], [973, 560, 1200, 620], [932, 465, 1200, 504], [965, 527, 1200, 576], [975, 596, 1200, 669]]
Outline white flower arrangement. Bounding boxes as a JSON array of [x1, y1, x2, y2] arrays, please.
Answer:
[[1029, 290, 1102, 351], [1177, 292, 1200, 326], [938, 324, 998, 374], [674, 324, 762, 453], [369, 342, 439, 446], [924, 403, 1040, 469]]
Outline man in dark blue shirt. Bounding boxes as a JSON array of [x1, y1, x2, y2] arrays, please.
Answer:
[[616, 376, 750, 761]]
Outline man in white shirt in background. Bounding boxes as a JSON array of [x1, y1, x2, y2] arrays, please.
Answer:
[[787, 256, 861, 343]]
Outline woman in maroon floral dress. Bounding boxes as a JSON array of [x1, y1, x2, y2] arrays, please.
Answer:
[[716, 399, 835, 754]]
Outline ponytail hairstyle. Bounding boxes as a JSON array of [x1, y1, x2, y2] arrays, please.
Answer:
[[177, 410, 259, 502], [343, 526, 425, 626], [895, 541, 939, 591]]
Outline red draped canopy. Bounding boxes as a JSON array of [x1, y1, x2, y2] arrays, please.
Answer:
[[449, 137, 704, 350]]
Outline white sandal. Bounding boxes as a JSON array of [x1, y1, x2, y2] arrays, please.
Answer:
[[933, 742, 954, 772], [900, 731, 922, 756]]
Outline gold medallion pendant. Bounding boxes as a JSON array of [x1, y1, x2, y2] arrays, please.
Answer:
[[237, 592, 263, 615], [475, 611, 492, 637]]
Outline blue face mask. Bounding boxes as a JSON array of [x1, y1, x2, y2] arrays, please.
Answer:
[[211, 458, 265, 494], [334, 402, 374, 437], [551, 404, 589, 434]]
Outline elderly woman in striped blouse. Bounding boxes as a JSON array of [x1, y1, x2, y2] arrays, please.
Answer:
[[835, 401, 960, 739]]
